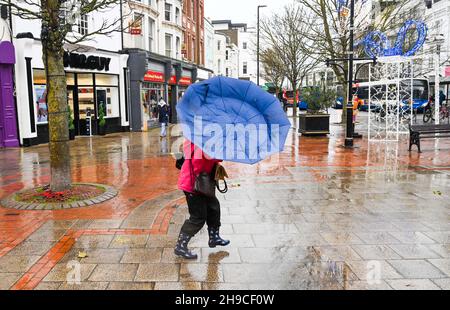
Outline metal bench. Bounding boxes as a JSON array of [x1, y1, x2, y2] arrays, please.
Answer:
[[409, 124, 450, 153]]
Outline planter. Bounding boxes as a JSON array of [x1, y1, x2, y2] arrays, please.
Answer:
[[298, 113, 330, 136], [69, 128, 75, 140], [98, 125, 106, 136]]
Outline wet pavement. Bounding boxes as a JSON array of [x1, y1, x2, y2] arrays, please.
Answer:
[[0, 110, 449, 290]]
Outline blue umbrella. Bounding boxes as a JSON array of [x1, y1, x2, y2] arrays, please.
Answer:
[[177, 76, 291, 164]]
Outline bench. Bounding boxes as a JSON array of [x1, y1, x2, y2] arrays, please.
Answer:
[[409, 124, 450, 153]]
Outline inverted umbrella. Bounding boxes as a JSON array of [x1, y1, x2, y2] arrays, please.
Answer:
[[177, 76, 291, 164]]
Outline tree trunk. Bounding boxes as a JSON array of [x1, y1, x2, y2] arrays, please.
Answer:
[[46, 49, 71, 191], [42, 0, 72, 192]]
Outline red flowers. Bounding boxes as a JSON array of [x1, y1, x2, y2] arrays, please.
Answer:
[[39, 190, 67, 201]]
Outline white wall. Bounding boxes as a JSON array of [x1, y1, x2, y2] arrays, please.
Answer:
[[0, 14, 11, 42], [204, 17, 215, 71], [214, 33, 226, 75], [238, 27, 259, 83], [158, 0, 183, 59]]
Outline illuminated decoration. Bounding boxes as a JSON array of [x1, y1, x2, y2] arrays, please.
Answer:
[[360, 20, 428, 58]]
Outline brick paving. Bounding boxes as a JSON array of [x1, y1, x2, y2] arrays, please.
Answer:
[[0, 111, 449, 290]]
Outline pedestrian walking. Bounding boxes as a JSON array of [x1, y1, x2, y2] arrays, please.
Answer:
[[158, 97, 169, 137], [439, 90, 446, 105], [174, 140, 230, 259]]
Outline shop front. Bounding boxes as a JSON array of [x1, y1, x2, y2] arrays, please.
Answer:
[[127, 49, 197, 132], [14, 36, 129, 146], [0, 41, 19, 147]]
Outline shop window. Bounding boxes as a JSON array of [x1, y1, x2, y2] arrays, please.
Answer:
[[77, 73, 93, 85], [78, 87, 95, 121], [66, 73, 75, 86], [95, 74, 119, 86], [176, 37, 181, 59]]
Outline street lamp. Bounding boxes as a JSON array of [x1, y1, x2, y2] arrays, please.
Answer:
[[257, 4, 267, 86], [433, 34, 445, 124]]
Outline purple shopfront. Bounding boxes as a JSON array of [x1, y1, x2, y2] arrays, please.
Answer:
[[0, 41, 19, 147]]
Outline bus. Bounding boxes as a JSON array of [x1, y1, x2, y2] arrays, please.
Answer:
[[355, 79, 429, 112]]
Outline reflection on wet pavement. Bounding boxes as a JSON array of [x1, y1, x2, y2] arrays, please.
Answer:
[[0, 111, 449, 290]]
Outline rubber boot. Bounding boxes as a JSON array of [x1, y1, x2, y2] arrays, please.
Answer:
[[174, 233, 198, 259], [208, 227, 230, 248]]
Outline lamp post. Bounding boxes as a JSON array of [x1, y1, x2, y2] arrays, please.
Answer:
[[433, 34, 444, 124], [345, 0, 355, 148], [257, 4, 267, 86]]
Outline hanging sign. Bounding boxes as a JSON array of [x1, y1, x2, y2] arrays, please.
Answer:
[[169, 75, 177, 85]]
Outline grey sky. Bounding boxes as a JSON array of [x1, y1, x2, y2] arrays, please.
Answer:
[[205, 0, 295, 26]]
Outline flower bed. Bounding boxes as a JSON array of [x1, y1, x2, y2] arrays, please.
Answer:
[[15, 184, 106, 204]]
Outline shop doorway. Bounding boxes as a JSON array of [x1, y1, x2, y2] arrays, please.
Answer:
[[67, 86, 79, 135]]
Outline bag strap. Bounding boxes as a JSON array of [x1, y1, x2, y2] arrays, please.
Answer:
[[216, 179, 228, 194]]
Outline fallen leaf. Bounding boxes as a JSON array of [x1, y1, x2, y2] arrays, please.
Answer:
[[77, 251, 88, 258]]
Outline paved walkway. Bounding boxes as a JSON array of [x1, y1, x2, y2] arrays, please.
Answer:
[[0, 111, 449, 290]]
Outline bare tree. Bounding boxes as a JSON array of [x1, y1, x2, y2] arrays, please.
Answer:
[[296, 0, 422, 121], [260, 48, 285, 95], [0, 0, 125, 191], [260, 4, 318, 117]]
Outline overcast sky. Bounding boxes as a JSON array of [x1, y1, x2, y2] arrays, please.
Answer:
[[205, 0, 295, 26]]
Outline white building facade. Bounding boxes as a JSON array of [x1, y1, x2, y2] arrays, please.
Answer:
[[9, 2, 129, 146]]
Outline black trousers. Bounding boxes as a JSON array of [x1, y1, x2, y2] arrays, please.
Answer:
[[180, 192, 221, 237]]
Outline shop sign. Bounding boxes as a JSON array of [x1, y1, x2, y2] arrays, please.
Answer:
[[63, 51, 111, 71], [179, 77, 192, 86], [169, 75, 177, 85], [445, 66, 450, 77], [144, 70, 164, 83]]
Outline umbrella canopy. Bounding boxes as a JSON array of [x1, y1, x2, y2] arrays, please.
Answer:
[[177, 76, 291, 164]]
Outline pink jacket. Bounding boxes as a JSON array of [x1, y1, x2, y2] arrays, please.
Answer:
[[178, 141, 222, 193]]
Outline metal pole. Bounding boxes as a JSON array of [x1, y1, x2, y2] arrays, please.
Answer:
[[257, 6, 260, 86], [257, 5, 266, 86], [345, 0, 355, 147], [435, 44, 441, 125]]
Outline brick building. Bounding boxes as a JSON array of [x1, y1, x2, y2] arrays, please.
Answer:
[[182, 0, 205, 66]]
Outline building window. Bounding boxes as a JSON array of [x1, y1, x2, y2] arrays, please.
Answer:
[[243, 42, 247, 49], [175, 7, 180, 24], [176, 36, 181, 59], [226, 68, 229, 77], [165, 2, 172, 22], [218, 59, 221, 74], [225, 50, 229, 60], [78, 15, 88, 35], [165, 34, 173, 58], [217, 40, 221, 51], [243, 62, 248, 75], [148, 17, 155, 52]]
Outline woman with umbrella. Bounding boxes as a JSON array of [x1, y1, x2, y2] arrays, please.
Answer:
[[174, 77, 291, 259]]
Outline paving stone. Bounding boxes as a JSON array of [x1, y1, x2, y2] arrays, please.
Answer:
[[389, 244, 442, 259], [346, 260, 403, 281], [43, 263, 97, 282], [154, 281, 201, 290], [431, 278, 450, 290], [0, 273, 22, 290], [161, 247, 202, 263], [428, 259, 450, 277], [121, 248, 162, 264], [388, 260, 447, 279], [109, 235, 149, 248], [320, 232, 364, 245], [8, 241, 54, 256], [146, 235, 177, 248], [345, 280, 393, 290], [351, 245, 402, 260], [386, 279, 441, 290], [34, 282, 62, 290], [60, 248, 125, 264], [107, 282, 155, 290], [88, 264, 138, 282], [0, 255, 41, 273], [354, 232, 402, 245], [135, 264, 180, 282], [88, 219, 124, 229], [180, 263, 224, 283], [59, 282, 109, 290], [388, 232, 436, 244], [73, 235, 115, 249]]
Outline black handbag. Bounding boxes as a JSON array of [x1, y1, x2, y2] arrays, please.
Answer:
[[194, 171, 217, 198], [175, 155, 185, 170]]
